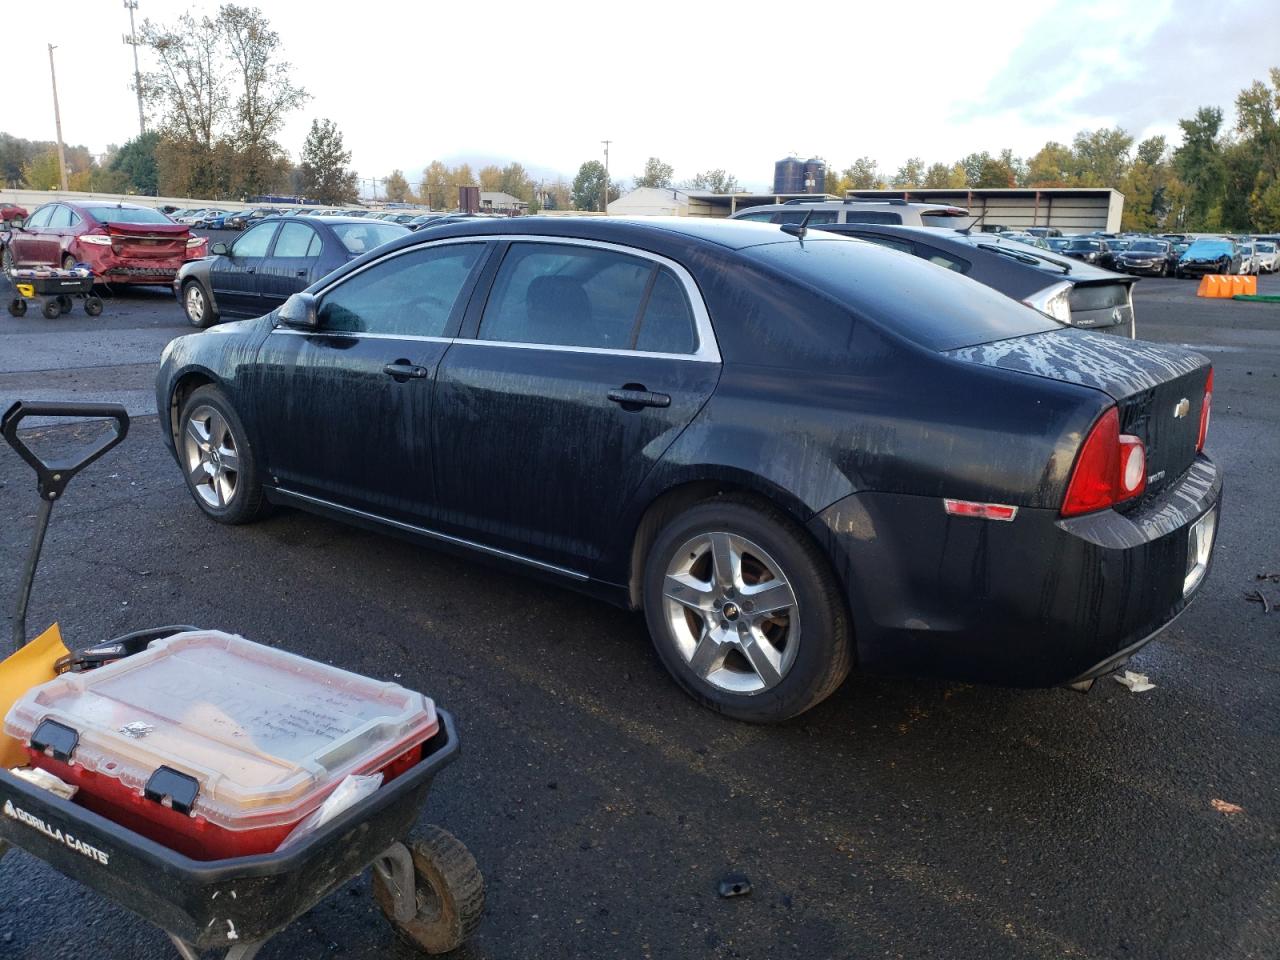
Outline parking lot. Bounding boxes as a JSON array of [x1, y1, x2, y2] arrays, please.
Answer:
[[0, 274, 1277, 958]]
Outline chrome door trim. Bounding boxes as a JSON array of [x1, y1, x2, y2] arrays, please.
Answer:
[[272, 487, 590, 581]]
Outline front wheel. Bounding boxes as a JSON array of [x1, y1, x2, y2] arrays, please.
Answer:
[[373, 827, 485, 954], [642, 498, 851, 723], [182, 280, 215, 328], [177, 385, 266, 524], [41, 299, 61, 320]]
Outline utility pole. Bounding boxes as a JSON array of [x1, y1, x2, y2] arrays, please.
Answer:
[[601, 139, 612, 213], [123, 0, 146, 136], [48, 44, 68, 191]]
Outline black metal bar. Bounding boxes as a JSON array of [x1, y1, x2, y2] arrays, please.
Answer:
[[12, 496, 53, 654]]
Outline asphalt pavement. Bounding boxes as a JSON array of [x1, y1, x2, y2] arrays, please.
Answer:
[[0, 273, 1276, 959]]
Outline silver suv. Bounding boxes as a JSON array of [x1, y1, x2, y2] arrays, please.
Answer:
[[730, 197, 973, 228]]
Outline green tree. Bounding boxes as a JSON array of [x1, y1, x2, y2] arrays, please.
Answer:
[[420, 160, 452, 209], [1173, 107, 1227, 229], [477, 164, 503, 192], [687, 169, 740, 193], [842, 157, 882, 190], [572, 159, 609, 210], [107, 131, 160, 194], [384, 169, 412, 202], [1070, 127, 1133, 186], [892, 157, 924, 188], [499, 162, 534, 201], [1026, 141, 1075, 186], [634, 156, 674, 189], [299, 118, 357, 204], [921, 161, 965, 188], [20, 150, 62, 190], [958, 152, 992, 187]]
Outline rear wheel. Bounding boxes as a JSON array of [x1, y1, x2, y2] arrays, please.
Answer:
[[642, 498, 851, 723], [373, 827, 485, 954], [84, 296, 104, 317], [61, 254, 75, 271], [7, 298, 25, 317], [177, 385, 266, 524], [41, 299, 61, 320]]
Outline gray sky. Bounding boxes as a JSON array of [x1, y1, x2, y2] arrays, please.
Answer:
[[4, 0, 1277, 191]]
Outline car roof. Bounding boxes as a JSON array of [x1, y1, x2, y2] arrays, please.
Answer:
[[410, 215, 807, 251]]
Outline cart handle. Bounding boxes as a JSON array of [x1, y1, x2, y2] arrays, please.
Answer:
[[2, 400, 129, 501]]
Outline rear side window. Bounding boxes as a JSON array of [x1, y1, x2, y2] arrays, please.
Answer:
[[46, 206, 72, 228], [273, 222, 321, 258], [635, 269, 697, 354], [744, 238, 1061, 351], [842, 211, 902, 225], [319, 243, 482, 337]]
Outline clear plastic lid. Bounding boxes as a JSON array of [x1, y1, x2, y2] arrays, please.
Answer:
[[3, 631, 437, 831]]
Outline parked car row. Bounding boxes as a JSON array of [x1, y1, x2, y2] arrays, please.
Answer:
[[156, 214, 1220, 722]]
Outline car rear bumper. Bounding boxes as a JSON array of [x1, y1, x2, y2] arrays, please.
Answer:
[[72, 244, 184, 283], [808, 454, 1222, 687]]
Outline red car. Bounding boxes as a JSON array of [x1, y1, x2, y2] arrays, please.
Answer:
[[3, 200, 203, 284]]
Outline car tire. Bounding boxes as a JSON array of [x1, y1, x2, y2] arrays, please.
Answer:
[[61, 254, 75, 271], [642, 497, 851, 723], [182, 279, 216, 328], [177, 385, 267, 525]]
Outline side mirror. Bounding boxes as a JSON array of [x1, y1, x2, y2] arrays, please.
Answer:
[[210, 241, 229, 256], [278, 292, 319, 329], [10, 217, 24, 230]]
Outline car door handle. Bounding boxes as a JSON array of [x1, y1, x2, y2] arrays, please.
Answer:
[[246, 267, 255, 274], [607, 387, 671, 409], [384, 361, 428, 381], [295, 269, 307, 277]]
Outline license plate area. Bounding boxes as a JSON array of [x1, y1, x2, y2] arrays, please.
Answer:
[[1184, 507, 1216, 596]]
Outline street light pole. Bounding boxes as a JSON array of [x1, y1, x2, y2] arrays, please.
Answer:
[[601, 139, 612, 213], [124, 0, 146, 136], [48, 44, 68, 191]]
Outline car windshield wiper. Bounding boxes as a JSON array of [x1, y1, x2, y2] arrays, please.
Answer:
[[976, 242, 1072, 274]]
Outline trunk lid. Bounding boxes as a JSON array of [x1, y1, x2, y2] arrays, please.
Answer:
[[947, 329, 1210, 499], [1066, 278, 1134, 335], [101, 222, 190, 260]]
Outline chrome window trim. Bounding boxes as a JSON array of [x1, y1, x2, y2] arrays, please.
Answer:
[[476, 236, 720, 363], [273, 487, 589, 581], [271, 234, 722, 363]]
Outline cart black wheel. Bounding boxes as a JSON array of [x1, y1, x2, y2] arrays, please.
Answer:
[[373, 826, 485, 955], [6, 298, 24, 317], [177, 384, 267, 524], [84, 296, 104, 317], [57, 294, 74, 314], [42, 299, 61, 320]]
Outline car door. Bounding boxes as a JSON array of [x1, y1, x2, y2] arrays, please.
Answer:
[[248, 239, 490, 519], [259, 220, 324, 313], [209, 221, 278, 317], [10, 204, 57, 266], [431, 238, 721, 575]]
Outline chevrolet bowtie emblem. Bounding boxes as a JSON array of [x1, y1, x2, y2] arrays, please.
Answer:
[[1173, 398, 1191, 419]]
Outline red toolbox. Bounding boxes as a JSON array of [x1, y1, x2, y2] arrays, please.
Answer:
[[4, 630, 438, 860]]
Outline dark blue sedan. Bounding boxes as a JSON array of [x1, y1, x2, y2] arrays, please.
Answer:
[[174, 216, 410, 327]]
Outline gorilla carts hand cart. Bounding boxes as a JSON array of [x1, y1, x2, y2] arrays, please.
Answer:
[[0, 401, 483, 958], [6, 267, 104, 319]]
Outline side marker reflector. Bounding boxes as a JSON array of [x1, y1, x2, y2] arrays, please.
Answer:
[[943, 499, 1018, 522]]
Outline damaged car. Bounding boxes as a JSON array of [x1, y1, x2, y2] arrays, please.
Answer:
[[156, 217, 1221, 722]]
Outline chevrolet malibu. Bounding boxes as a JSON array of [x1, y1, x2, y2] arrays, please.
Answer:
[[156, 218, 1221, 722]]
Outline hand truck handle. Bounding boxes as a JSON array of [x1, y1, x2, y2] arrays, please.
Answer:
[[2, 401, 129, 501]]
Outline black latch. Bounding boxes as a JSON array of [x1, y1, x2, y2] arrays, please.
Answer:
[[31, 718, 79, 762], [144, 766, 200, 815]]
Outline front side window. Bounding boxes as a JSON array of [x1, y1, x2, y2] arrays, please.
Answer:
[[318, 243, 483, 337], [479, 242, 699, 354], [233, 222, 277, 258], [25, 205, 54, 229], [273, 222, 321, 258]]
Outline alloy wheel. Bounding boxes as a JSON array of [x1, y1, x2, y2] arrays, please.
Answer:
[[182, 405, 240, 508], [662, 532, 800, 695], [185, 284, 206, 325]]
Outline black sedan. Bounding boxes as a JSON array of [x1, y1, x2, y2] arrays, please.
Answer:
[[1114, 238, 1178, 276], [814, 223, 1135, 335], [1061, 237, 1117, 269], [174, 216, 409, 327], [156, 217, 1220, 722]]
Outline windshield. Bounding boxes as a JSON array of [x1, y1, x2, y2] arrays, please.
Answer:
[[85, 205, 175, 224], [745, 238, 1061, 352], [1185, 239, 1231, 256], [1129, 240, 1165, 252], [330, 221, 410, 255], [1259, 242, 1276, 252], [1065, 240, 1100, 251]]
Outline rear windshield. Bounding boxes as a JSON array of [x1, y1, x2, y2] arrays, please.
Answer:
[[330, 221, 410, 255], [743, 238, 1061, 352], [85, 205, 173, 224]]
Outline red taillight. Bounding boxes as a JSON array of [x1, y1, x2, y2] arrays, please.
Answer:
[[1061, 407, 1147, 517], [1197, 368, 1213, 452]]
